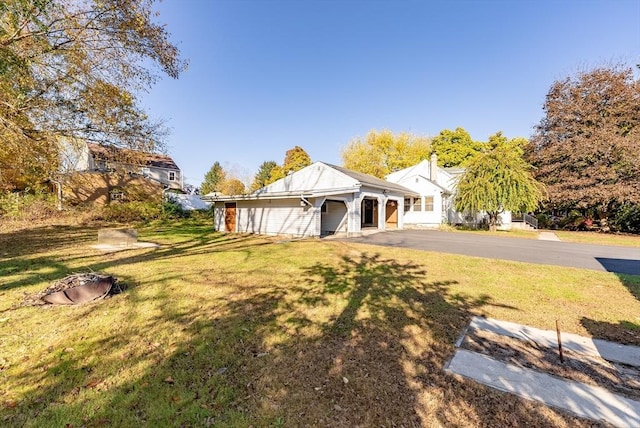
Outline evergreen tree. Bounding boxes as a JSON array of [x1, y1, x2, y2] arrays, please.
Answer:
[[201, 162, 226, 195]]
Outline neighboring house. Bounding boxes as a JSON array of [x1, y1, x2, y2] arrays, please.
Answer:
[[84, 143, 182, 190], [207, 162, 418, 237], [386, 153, 514, 230], [58, 139, 182, 205]]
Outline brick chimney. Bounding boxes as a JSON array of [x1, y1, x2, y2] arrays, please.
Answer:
[[430, 152, 438, 183]]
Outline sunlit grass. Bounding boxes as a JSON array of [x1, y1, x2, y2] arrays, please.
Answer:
[[554, 230, 640, 247], [1, 219, 638, 426]]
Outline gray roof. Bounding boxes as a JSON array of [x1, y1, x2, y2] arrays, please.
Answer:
[[322, 163, 418, 195]]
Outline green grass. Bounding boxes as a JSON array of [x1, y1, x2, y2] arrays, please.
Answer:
[[1, 219, 639, 426]]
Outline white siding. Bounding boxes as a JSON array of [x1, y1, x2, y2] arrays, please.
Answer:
[[145, 167, 181, 190], [257, 163, 357, 194], [392, 177, 445, 227], [236, 199, 319, 237], [321, 200, 348, 234], [213, 206, 225, 231]]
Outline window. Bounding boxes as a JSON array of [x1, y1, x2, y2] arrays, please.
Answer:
[[425, 196, 434, 212], [404, 198, 411, 212], [168, 171, 176, 181], [109, 190, 125, 202], [412, 197, 422, 212]]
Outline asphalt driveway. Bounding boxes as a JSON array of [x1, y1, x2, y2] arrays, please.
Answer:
[[340, 230, 640, 275]]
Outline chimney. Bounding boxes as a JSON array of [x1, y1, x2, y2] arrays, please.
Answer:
[[430, 152, 438, 183]]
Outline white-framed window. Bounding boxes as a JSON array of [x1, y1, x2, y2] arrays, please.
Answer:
[[168, 171, 176, 181], [404, 198, 411, 212], [412, 197, 422, 212], [425, 196, 434, 212], [109, 189, 125, 202]]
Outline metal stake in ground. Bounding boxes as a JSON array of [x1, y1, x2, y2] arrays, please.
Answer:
[[556, 319, 564, 364]]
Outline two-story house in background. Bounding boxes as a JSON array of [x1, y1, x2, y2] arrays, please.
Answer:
[[59, 139, 182, 205]]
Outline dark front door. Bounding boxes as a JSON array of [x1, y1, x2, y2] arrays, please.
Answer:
[[224, 203, 236, 232], [362, 199, 375, 226]]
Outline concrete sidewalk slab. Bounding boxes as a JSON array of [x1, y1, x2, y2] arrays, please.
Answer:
[[538, 231, 561, 241], [469, 317, 640, 367], [446, 349, 640, 427]]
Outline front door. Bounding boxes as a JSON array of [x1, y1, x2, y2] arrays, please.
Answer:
[[224, 203, 236, 232], [362, 199, 377, 227], [385, 200, 398, 228]]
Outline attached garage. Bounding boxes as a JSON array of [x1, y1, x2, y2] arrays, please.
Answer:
[[207, 162, 417, 238]]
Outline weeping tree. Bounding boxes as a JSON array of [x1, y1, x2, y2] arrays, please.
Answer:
[[455, 142, 544, 231]]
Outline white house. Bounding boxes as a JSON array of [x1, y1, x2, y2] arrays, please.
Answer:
[[59, 138, 182, 190], [386, 153, 513, 230], [208, 162, 418, 237]]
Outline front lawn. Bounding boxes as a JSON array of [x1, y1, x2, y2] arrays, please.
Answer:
[[1, 219, 639, 426]]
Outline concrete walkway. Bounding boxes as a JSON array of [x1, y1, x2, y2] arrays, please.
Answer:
[[538, 231, 561, 241], [446, 316, 640, 427]]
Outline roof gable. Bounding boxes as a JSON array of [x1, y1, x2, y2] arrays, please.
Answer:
[[386, 159, 456, 192], [253, 162, 416, 197]]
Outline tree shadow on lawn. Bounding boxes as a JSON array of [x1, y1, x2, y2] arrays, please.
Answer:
[[580, 317, 640, 347], [2, 249, 601, 427], [0, 225, 97, 258], [0, 227, 268, 294]]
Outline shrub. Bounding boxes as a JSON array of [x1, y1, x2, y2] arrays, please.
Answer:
[[536, 213, 550, 229], [162, 199, 190, 219], [0, 191, 57, 220], [102, 201, 162, 223], [611, 203, 640, 234]]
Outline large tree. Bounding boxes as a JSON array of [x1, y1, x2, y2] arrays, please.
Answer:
[[342, 129, 431, 178], [526, 65, 640, 216], [0, 0, 185, 191], [219, 178, 245, 196], [283, 146, 312, 174], [201, 162, 226, 195], [455, 144, 544, 232], [264, 146, 312, 185], [251, 160, 278, 191], [431, 127, 483, 167]]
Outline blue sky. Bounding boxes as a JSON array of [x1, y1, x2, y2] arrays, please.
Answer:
[[139, 0, 640, 187]]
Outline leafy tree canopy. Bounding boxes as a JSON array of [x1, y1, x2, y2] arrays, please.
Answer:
[[201, 162, 226, 195], [264, 146, 312, 185], [219, 178, 245, 196], [341, 129, 431, 178], [0, 0, 186, 191], [526, 65, 640, 212], [283, 146, 312, 174], [455, 144, 544, 231], [251, 160, 278, 191], [431, 127, 483, 167]]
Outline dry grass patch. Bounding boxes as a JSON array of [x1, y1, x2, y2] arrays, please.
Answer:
[[1, 220, 638, 426], [554, 230, 640, 247]]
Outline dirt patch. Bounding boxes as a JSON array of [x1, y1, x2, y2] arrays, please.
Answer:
[[461, 328, 640, 401]]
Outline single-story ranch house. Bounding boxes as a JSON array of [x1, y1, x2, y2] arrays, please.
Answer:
[[208, 156, 524, 237], [209, 162, 418, 237]]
